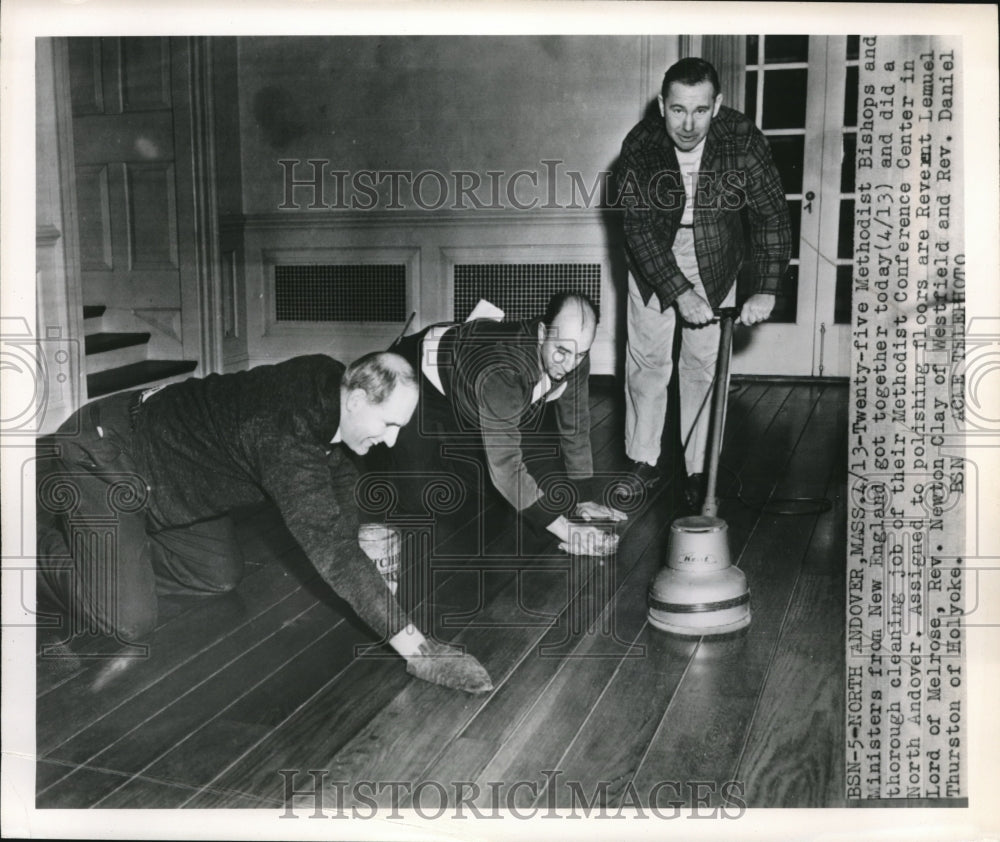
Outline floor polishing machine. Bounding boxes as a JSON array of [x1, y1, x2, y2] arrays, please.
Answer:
[[647, 307, 751, 637]]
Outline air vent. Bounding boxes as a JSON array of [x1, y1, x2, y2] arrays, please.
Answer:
[[274, 264, 407, 322], [453, 263, 601, 321]]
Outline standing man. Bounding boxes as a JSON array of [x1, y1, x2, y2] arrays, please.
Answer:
[[619, 57, 792, 507], [37, 352, 492, 694], [388, 293, 625, 555]]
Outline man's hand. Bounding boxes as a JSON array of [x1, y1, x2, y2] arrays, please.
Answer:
[[557, 524, 619, 557], [548, 515, 619, 556], [675, 289, 715, 326], [574, 501, 628, 523], [738, 293, 775, 326], [405, 639, 493, 694]]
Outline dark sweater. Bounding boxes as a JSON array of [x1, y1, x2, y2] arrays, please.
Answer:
[[132, 355, 409, 640]]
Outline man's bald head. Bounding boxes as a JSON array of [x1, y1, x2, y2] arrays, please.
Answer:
[[542, 292, 598, 332], [538, 292, 599, 383]]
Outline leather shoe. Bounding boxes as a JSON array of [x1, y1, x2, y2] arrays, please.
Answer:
[[628, 460, 662, 489], [684, 472, 707, 510]]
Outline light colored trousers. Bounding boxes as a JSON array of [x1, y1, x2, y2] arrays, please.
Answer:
[[624, 228, 734, 474]]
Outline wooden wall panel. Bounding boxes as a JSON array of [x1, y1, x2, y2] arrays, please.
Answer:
[[126, 162, 178, 269], [75, 164, 113, 271], [67, 38, 103, 115], [121, 37, 171, 112], [232, 210, 621, 373]]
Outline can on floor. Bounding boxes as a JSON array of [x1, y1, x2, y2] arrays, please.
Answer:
[[357, 523, 401, 594]]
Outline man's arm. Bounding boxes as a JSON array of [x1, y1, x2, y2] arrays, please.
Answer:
[[552, 357, 594, 494], [476, 365, 549, 527], [259, 437, 411, 643], [260, 439, 491, 692], [476, 365, 617, 555], [553, 359, 629, 525]]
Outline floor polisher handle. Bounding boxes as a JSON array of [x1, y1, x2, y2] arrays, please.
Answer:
[[701, 308, 738, 517]]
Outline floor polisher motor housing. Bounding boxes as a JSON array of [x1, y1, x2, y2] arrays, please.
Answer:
[[647, 307, 751, 637]]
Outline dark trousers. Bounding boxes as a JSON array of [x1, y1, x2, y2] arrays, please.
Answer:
[[373, 330, 487, 523], [386, 378, 491, 522], [36, 391, 244, 642]]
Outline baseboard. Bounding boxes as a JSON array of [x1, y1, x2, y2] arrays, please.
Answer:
[[589, 373, 849, 390], [590, 374, 620, 391], [730, 373, 849, 386]]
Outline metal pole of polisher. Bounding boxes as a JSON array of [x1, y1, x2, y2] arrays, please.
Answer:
[[701, 307, 738, 518]]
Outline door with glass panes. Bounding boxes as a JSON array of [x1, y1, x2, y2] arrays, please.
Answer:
[[732, 34, 857, 377]]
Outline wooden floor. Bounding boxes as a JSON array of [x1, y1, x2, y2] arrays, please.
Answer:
[[36, 380, 850, 810]]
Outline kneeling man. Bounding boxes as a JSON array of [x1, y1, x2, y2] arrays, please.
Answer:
[[37, 352, 491, 693], [388, 293, 626, 554]]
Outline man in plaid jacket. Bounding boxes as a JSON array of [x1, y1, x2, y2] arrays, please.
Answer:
[[618, 57, 792, 505]]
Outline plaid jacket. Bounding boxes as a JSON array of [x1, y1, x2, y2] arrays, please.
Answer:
[[619, 106, 792, 309]]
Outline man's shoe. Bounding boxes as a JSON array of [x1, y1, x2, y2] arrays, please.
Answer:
[[684, 472, 707, 511], [628, 460, 662, 489]]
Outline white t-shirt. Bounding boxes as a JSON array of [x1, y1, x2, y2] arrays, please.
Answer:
[[675, 138, 706, 226]]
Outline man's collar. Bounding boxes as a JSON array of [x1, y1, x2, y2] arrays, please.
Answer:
[[533, 374, 569, 405]]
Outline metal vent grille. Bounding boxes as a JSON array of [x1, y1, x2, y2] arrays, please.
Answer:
[[453, 263, 601, 321], [274, 264, 406, 322]]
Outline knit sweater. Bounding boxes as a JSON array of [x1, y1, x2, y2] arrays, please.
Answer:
[[131, 355, 409, 640]]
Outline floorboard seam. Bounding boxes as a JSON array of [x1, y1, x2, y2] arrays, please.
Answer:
[[454, 486, 676, 797], [730, 387, 845, 792], [39, 590, 329, 801], [176, 502, 507, 808], [86, 600, 348, 808], [37, 579, 311, 763]]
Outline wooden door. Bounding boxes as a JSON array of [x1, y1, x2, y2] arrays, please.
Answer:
[[68, 37, 202, 369], [736, 34, 855, 377]]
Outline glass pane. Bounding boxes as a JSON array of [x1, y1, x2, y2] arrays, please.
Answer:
[[841, 133, 857, 194], [786, 199, 802, 260], [747, 35, 759, 65], [847, 35, 860, 61], [770, 264, 799, 323], [766, 134, 805, 194], [835, 265, 853, 324], [838, 199, 855, 259], [763, 35, 809, 63], [745, 70, 758, 120], [844, 65, 859, 127], [762, 68, 808, 129]]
